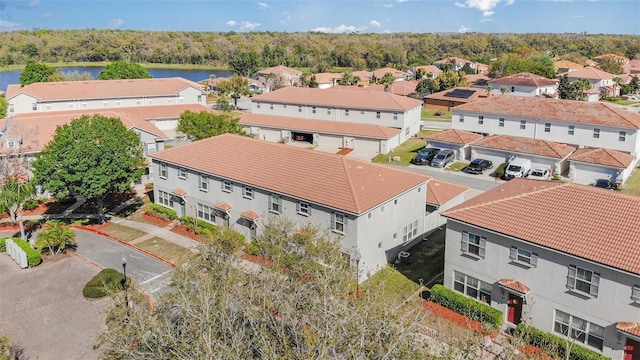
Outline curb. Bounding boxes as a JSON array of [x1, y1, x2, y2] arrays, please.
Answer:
[[71, 225, 177, 268], [65, 249, 104, 270]]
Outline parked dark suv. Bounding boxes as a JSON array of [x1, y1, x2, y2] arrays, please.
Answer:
[[410, 147, 440, 165], [466, 159, 493, 174], [594, 179, 618, 190]]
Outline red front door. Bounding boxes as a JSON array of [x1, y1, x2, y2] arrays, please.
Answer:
[[506, 293, 523, 325], [625, 338, 640, 360]]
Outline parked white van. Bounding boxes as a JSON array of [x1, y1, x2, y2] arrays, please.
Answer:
[[503, 158, 531, 180]]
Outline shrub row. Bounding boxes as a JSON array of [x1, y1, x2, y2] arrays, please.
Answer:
[[0, 238, 6, 252], [11, 238, 42, 267], [430, 284, 503, 331], [515, 324, 609, 360], [147, 204, 177, 220], [495, 162, 509, 178], [179, 215, 219, 237]]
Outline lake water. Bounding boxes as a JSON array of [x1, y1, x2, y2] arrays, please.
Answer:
[[0, 67, 232, 93]]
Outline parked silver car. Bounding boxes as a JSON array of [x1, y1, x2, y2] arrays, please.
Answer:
[[430, 150, 455, 168]]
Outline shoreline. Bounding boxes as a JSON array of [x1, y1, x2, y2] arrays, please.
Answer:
[[0, 62, 229, 73]]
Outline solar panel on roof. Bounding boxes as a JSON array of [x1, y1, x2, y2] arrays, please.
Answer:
[[445, 89, 475, 99]]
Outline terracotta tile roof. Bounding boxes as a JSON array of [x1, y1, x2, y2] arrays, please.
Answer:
[[471, 135, 576, 159], [617, 322, 640, 337], [171, 188, 187, 196], [559, 67, 615, 80], [413, 65, 442, 74], [465, 74, 491, 86], [594, 53, 628, 62], [443, 178, 640, 275], [208, 76, 263, 88], [252, 86, 423, 112], [6, 77, 204, 101], [313, 72, 343, 84], [214, 201, 232, 211], [426, 179, 468, 206], [372, 67, 410, 79], [362, 81, 419, 96], [0, 105, 209, 154], [454, 95, 640, 129], [425, 129, 484, 145], [498, 279, 531, 295], [424, 87, 488, 103], [239, 113, 401, 139], [257, 65, 302, 76], [434, 57, 472, 66], [240, 210, 260, 221], [554, 60, 584, 70], [150, 134, 430, 214], [489, 72, 558, 88], [351, 71, 373, 82], [568, 148, 635, 168]]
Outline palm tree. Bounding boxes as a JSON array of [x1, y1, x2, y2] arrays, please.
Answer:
[[36, 220, 77, 255], [485, 85, 493, 96], [379, 72, 396, 92], [500, 87, 509, 95]]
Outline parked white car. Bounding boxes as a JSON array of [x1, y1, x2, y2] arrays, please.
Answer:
[[528, 168, 550, 180]]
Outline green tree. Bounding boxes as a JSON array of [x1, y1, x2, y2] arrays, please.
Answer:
[[437, 71, 468, 90], [0, 96, 7, 118], [597, 58, 624, 75], [0, 178, 35, 239], [176, 111, 246, 141], [97, 217, 429, 358], [98, 61, 152, 80], [19, 63, 57, 86], [307, 74, 318, 88], [558, 74, 579, 100], [35, 220, 76, 255], [416, 78, 440, 94], [22, 42, 39, 58], [228, 51, 261, 78], [500, 86, 509, 95], [630, 75, 640, 94], [216, 75, 251, 109], [378, 72, 396, 92], [32, 115, 146, 223], [337, 71, 360, 86]]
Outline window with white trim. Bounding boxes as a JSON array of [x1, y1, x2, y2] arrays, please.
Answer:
[[345, 109, 349, 117], [593, 128, 600, 139], [268, 194, 282, 214], [619, 131, 626, 142], [199, 175, 209, 191], [178, 168, 187, 179], [148, 99, 153, 105], [298, 105, 302, 113], [478, 115, 484, 125], [509, 246, 538, 267], [270, 103, 274, 110], [197, 95, 202, 102], [256, 103, 261, 109], [116, 100, 121, 106], [402, 219, 419, 243], [242, 186, 254, 199], [632, 285, 640, 302], [312, 106, 316, 114], [568, 125, 575, 135], [32, 103, 37, 111], [296, 202, 310, 216], [554, 310, 604, 351], [544, 123, 551, 132], [566, 265, 599, 297], [68, 103, 74, 109], [103, 101, 108, 107], [453, 271, 492, 304], [327, 108, 331, 115], [393, 112, 398, 120], [520, 120, 526, 130], [331, 212, 346, 234], [499, 118, 505, 127], [361, 110, 365, 115], [461, 231, 486, 258], [136, 99, 142, 105], [459, 115, 464, 123], [376, 111, 381, 119], [221, 180, 232, 192], [159, 163, 168, 179], [146, 143, 156, 154], [197, 203, 215, 223], [157, 190, 173, 207]]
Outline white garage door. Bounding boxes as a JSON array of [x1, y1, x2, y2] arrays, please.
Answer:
[[319, 134, 343, 149], [572, 163, 619, 185], [151, 119, 179, 131], [354, 138, 381, 153], [471, 148, 511, 166]]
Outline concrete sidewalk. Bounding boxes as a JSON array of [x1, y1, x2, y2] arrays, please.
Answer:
[[111, 217, 200, 251]]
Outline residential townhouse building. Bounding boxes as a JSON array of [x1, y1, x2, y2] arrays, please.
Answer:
[[452, 96, 640, 158], [250, 87, 423, 142], [412, 65, 443, 80], [5, 77, 206, 116], [442, 179, 640, 360], [149, 134, 430, 277], [487, 72, 558, 97], [256, 65, 302, 91], [554, 60, 584, 74], [558, 67, 620, 98]]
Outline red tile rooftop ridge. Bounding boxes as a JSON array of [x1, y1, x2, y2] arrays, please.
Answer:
[[426, 179, 468, 206], [568, 148, 635, 168], [240, 210, 260, 221], [498, 279, 531, 295], [171, 188, 187, 196], [214, 202, 232, 211], [425, 129, 484, 145], [617, 322, 640, 338]]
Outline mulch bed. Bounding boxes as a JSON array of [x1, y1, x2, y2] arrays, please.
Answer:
[[170, 224, 206, 242], [141, 213, 172, 227], [422, 300, 485, 334]]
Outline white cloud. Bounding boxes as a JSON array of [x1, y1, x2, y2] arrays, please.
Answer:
[[226, 20, 237, 26], [480, 17, 493, 22], [483, 10, 494, 16], [240, 21, 261, 30], [396, 0, 409, 3], [311, 25, 367, 34], [458, 25, 471, 33], [257, 2, 268, 9], [40, 12, 54, 19], [370, 20, 381, 27], [0, 20, 21, 31], [15, 0, 39, 8], [455, 0, 513, 17], [383, 3, 393, 8], [107, 18, 125, 28], [505, 0, 515, 5]]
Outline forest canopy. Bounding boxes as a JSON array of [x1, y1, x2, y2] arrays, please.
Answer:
[[1, 30, 638, 71]]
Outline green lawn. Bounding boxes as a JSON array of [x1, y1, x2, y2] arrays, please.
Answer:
[[362, 266, 420, 304], [421, 107, 452, 121], [372, 132, 440, 166], [393, 228, 446, 288], [621, 167, 640, 197], [135, 237, 192, 264], [100, 222, 147, 242], [447, 161, 468, 172]]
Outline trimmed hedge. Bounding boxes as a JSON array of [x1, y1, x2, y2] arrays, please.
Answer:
[[495, 162, 509, 178], [430, 284, 503, 330], [11, 238, 42, 267], [0, 238, 6, 252], [83, 268, 126, 298], [179, 215, 219, 238], [147, 204, 177, 220], [515, 324, 609, 360]]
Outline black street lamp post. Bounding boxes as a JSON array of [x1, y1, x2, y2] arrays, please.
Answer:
[[121, 255, 129, 316]]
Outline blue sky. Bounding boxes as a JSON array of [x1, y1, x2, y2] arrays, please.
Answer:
[[0, 0, 638, 34]]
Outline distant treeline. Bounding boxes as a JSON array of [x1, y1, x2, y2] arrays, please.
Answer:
[[1, 29, 639, 71]]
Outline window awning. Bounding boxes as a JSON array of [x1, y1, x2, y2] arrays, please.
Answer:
[[617, 322, 640, 341], [240, 210, 259, 222], [171, 188, 187, 196], [498, 279, 531, 296], [214, 201, 232, 212]]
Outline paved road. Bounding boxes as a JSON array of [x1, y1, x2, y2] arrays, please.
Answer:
[[403, 164, 504, 191]]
